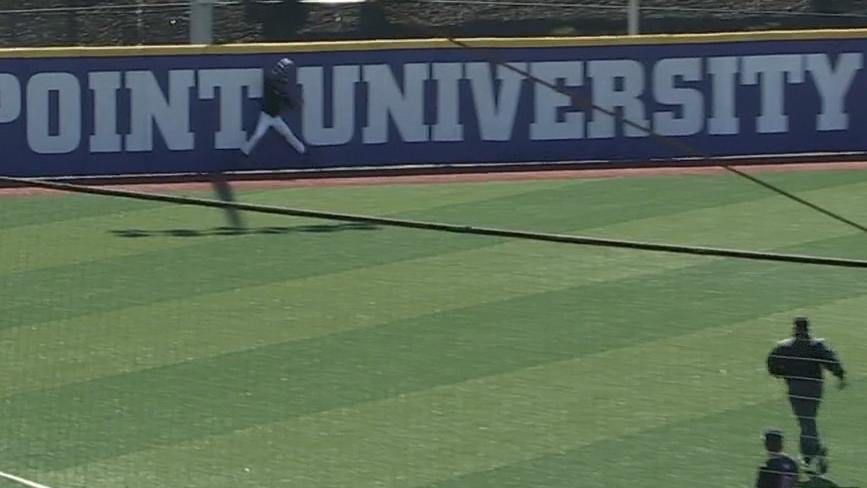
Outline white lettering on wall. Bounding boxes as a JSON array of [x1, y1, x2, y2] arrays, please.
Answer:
[[529, 61, 584, 141], [742, 54, 804, 133], [0, 54, 860, 161], [806, 53, 862, 131], [587, 59, 648, 138], [652, 58, 703, 136], [363, 63, 429, 144], [126, 69, 195, 151], [299, 65, 360, 146], [26, 72, 81, 154], [431, 62, 464, 142], [88, 71, 122, 153], [198, 68, 261, 149], [707, 56, 739, 135], [466, 62, 526, 141], [0, 73, 21, 124]]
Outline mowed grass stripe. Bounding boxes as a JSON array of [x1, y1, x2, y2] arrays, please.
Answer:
[[1, 223, 507, 330], [0, 176, 572, 231], [417, 395, 867, 488], [2, 166, 864, 236], [0, 180, 576, 275], [421, 376, 866, 488], [0, 241, 706, 398], [5, 167, 866, 277], [392, 170, 867, 232], [6, 172, 867, 330], [0, 174, 750, 276], [37, 296, 867, 488], [420, 296, 867, 488], [0, 193, 164, 229], [6, 170, 867, 482], [592, 181, 867, 255], [3, 219, 865, 399], [241, 178, 583, 216], [1, 202, 272, 275], [3, 249, 866, 472]]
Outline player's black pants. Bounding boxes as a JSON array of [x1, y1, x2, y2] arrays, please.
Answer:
[[787, 381, 824, 460]]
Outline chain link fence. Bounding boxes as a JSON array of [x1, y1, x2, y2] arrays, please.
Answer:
[[0, 0, 866, 47]]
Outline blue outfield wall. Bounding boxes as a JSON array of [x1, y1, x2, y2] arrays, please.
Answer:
[[1, 32, 867, 177]]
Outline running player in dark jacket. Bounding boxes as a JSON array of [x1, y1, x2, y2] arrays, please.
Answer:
[[767, 317, 847, 474], [756, 429, 800, 488]]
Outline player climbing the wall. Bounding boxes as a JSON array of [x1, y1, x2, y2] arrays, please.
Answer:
[[211, 57, 307, 229], [241, 57, 307, 157]]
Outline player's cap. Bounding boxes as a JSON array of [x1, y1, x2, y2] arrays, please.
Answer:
[[270, 58, 294, 83], [763, 429, 784, 452], [794, 316, 810, 331], [763, 429, 784, 443]]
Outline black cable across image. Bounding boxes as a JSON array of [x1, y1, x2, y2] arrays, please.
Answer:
[[2, 174, 866, 270]]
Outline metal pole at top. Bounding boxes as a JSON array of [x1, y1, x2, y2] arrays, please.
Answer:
[[627, 0, 640, 35], [190, 0, 215, 44], [137, 0, 144, 45]]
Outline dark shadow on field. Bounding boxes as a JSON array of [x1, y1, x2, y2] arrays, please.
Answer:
[[109, 222, 380, 238]]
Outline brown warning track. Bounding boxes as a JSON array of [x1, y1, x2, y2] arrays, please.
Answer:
[[2, 161, 867, 198]]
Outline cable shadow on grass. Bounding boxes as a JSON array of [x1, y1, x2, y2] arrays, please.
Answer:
[[110, 222, 380, 239]]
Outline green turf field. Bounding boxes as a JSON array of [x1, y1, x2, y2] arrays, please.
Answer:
[[2, 169, 866, 488]]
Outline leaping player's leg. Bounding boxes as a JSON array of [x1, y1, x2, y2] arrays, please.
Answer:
[[272, 116, 307, 153], [241, 113, 272, 156]]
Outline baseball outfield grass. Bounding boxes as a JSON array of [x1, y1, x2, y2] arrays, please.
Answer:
[[1, 169, 866, 488]]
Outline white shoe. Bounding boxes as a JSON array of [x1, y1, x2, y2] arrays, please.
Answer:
[[817, 456, 829, 475]]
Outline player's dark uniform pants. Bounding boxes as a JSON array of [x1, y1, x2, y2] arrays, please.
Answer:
[[788, 381, 824, 459]]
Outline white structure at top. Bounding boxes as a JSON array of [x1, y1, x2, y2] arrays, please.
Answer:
[[190, 0, 216, 44], [628, 0, 640, 35]]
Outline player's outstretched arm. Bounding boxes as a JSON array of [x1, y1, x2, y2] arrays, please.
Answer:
[[817, 341, 847, 389]]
